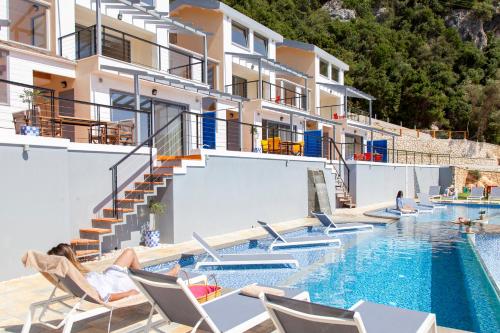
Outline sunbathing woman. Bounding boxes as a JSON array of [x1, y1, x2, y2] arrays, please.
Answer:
[[396, 190, 417, 214], [48, 243, 180, 302]]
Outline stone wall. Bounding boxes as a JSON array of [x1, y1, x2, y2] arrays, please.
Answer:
[[451, 166, 500, 191]]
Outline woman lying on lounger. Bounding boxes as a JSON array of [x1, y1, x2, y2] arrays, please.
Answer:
[[396, 190, 417, 214], [48, 243, 180, 302]]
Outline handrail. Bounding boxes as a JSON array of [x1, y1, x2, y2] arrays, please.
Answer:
[[327, 137, 350, 193]]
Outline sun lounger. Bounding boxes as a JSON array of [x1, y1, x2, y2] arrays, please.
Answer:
[[428, 186, 441, 199], [468, 187, 485, 201], [128, 269, 309, 333], [386, 208, 419, 217], [417, 193, 446, 209], [260, 293, 437, 333], [312, 212, 374, 234], [192, 232, 299, 269], [21, 251, 205, 333], [403, 198, 433, 213], [489, 186, 500, 203], [257, 221, 341, 250]]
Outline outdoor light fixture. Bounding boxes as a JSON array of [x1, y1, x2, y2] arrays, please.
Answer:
[[61, 81, 67, 88], [280, 116, 284, 121], [118, 13, 123, 20], [152, 88, 158, 96]]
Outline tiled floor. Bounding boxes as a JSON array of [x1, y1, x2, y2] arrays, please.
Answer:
[[0, 208, 471, 333]]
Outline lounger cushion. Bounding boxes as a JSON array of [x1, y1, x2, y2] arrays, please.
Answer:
[[203, 287, 304, 332], [220, 253, 295, 262], [353, 301, 432, 333], [281, 235, 336, 243], [265, 294, 357, 333]]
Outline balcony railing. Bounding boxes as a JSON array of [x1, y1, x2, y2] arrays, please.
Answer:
[[3, 79, 150, 145], [347, 107, 370, 124], [59, 25, 206, 83], [317, 104, 344, 120], [225, 80, 307, 111]]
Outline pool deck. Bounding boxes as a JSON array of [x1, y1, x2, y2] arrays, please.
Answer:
[[0, 204, 473, 333]]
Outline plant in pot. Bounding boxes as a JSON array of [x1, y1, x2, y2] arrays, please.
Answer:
[[19, 88, 44, 135], [144, 200, 165, 247]]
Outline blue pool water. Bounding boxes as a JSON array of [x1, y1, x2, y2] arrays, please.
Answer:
[[148, 204, 500, 332]]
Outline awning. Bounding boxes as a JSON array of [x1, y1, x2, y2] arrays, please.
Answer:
[[101, 65, 247, 104], [226, 52, 310, 79], [98, 0, 209, 36], [317, 83, 376, 101]]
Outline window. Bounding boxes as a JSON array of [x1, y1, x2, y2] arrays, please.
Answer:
[[111, 92, 151, 142], [232, 75, 247, 98], [231, 22, 248, 48], [0, 50, 7, 104], [319, 59, 329, 78], [262, 119, 292, 141], [169, 33, 178, 45], [331, 66, 339, 82], [9, 0, 48, 48], [253, 33, 268, 56]]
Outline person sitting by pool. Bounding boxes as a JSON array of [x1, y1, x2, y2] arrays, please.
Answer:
[[445, 185, 457, 199], [48, 243, 180, 302], [453, 216, 471, 224], [396, 190, 417, 214]]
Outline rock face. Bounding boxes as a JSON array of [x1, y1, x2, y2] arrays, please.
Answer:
[[322, 0, 356, 21], [446, 9, 488, 49]]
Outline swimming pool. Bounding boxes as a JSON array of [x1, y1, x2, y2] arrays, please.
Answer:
[[147, 205, 500, 332]]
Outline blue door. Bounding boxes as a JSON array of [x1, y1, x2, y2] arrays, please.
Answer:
[[367, 139, 388, 162], [202, 112, 216, 149], [304, 130, 322, 157]]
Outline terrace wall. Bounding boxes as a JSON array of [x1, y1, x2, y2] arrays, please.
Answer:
[[0, 135, 150, 280], [157, 151, 337, 243], [347, 161, 446, 207]]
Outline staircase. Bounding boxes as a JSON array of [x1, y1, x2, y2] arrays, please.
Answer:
[[70, 155, 201, 259], [334, 172, 355, 208]]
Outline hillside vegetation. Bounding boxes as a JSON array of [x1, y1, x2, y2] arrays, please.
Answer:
[[222, 0, 499, 143]]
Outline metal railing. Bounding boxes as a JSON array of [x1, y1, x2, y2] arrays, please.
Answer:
[[108, 110, 346, 216], [225, 80, 307, 110], [346, 107, 370, 124], [59, 25, 206, 83], [2, 79, 150, 145], [339, 142, 451, 165], [317, 104, 344, 120]]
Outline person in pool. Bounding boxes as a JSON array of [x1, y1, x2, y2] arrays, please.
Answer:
[[396, 190, 416, 214], [47, 243, 180, 302]]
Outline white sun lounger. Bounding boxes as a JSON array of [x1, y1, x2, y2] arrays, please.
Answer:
[[468, 187, 485, 201], [21, 250, 206, 333], [257, 221, 341, 250], [488, 186, 500, 203], [387, 208, 419, 217], [417, 193, 446, 209], [260, 293, 437, 333], [313, 212, 374, 234], [403, 198, 433, 213], [129, 269, 309, 333], [192, 232, 299, 269], [428, 186, 441, 199]]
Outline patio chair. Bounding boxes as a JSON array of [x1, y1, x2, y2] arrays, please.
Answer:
[[192, 232, 299, 269], [129, 269, 309, 333], [260, 293, 437, 333], [12, 110, 29, 134], [118, 119, 134, 145], [21, 250, 146, 333], [312, 212, 374, 234], [488, 186, 500, 203], [402, 198, 433, 213], [467, 187, 485, 201], [21, 251, 205, 333], [428, 186, 441, 199], [417, 193, 446, 209], [257, 221, 341, 250]]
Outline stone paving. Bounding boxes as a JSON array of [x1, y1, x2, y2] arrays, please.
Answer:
[[0, 205, 473, 333]]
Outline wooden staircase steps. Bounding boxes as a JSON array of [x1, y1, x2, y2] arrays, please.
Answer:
[[135, 181, 163, 186], [125, 189, 154, 194], [76, 249, 100, 258], [157, 154, 201, 161], [91, 218, 123, 223], [115, 198, 144, 203], [144, 173, 173, 178], [71, 238, 99, 245], [80, 228, 112, 234], [103, 207, 134, 213]]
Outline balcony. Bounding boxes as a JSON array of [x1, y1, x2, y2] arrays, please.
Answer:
[[225, 80, 307, 111], [59, 25, 207, 84]]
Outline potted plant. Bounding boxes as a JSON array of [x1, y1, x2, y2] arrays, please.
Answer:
[[144, 200, 165, 247], [19, 88, 44, 135]]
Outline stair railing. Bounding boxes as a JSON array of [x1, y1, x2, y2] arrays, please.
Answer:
[[326, 137, 350, 194], [109, 112, 185, 217]]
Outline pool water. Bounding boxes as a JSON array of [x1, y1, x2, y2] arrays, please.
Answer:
[[148, 204, 500, 333]]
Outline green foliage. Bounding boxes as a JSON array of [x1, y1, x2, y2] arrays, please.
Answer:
[[221, 0, 499, 143]]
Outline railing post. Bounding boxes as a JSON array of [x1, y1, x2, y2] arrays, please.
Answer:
[[180, 113, 185, 155], [196, 114, 199, 149], [58, 37, 62, 57], [251, 125, 254, 153], [149, 137, 153, 183], [111, 167, 117, 218], [50, 90, 56, 137]]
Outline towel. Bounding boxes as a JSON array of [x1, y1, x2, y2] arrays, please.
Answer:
[[240, 285, 285, 298]]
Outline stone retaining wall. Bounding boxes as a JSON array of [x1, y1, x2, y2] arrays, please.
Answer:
[[451, 166, 500, 191]]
